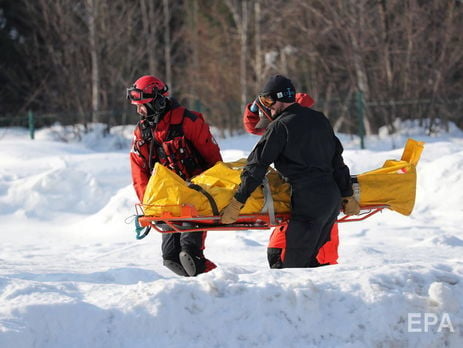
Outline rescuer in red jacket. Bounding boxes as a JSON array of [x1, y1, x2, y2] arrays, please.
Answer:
[[240, 87, 343, 266], [128, 75, 222, 277]]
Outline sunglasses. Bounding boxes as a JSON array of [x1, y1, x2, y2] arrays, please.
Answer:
[[258, 94, 276, 108], [127, 87, 157, 102]]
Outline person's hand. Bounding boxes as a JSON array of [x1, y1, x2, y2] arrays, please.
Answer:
[[220, 197, 244, 224], [342, 196, 361, 215]]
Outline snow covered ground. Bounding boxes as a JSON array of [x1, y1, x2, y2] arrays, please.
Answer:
[[0, 120, 462, 348]]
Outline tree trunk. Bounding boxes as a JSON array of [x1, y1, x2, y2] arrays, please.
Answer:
[[225, 0, 249, 117], [140, 0, 157, 74], [163, 0, 172, 92], [240, 0, 248, 111], [349, 2, 372, 135], [254, 0, 262, 90], [87, 0, 99, 123], [190, 0, 200, 107]]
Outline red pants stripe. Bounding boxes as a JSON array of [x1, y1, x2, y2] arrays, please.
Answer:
[[268, 223, 339, 266]]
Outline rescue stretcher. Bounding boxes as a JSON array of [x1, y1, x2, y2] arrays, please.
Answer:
[[133, 139, 424, 238], [134, 203, 389, 238]]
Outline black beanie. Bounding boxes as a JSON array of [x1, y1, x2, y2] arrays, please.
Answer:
[[260, 75, 296, 103]]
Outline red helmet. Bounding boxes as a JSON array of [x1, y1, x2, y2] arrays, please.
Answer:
[[127, 75, 169, 105]]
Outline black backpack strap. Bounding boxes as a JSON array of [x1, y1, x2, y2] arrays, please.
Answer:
[[137, 119, 162, 174], [138, 118, 156, 142], [166, 123, 184, 140], [187, 183, 219, 216], [165, 108, 199, 140], [166, 108, 186, 140], [183, 108, 198, 121]]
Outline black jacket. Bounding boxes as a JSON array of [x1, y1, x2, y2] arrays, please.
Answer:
[[235, 103, 353, 203]]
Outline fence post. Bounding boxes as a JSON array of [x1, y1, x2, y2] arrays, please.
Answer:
[[355, 91, 365, 149], [28, 110, 35, 140]]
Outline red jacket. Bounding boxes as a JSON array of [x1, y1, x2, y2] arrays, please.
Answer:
[[243, 93, 315, 135], [130, 105, 222, 202]]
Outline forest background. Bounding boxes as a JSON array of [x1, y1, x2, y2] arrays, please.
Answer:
[[1, 0, 462, 137]]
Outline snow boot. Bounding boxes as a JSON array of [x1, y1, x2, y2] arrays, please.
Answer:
[[179, 250, 216, 276], [163, 259, 189, 277]]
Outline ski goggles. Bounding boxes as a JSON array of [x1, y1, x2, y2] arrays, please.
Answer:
[[258, 94, 276, 108], [127, 87, 157, 102]]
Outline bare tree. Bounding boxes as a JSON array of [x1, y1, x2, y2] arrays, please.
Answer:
[[5, 0, 462, 135], [163, 0, 173, 92], [86, 0, 100, 123], [139, 0, 159, 74], [225, 0, 250, 111], [254, 0, 263, 89]]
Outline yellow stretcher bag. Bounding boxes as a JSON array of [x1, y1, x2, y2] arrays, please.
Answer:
[[142, 138, 424, 217], [143, 160, 291, 217], [355, 138, 424, 215]]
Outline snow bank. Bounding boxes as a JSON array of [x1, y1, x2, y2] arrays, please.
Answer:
[[1, 266, 461, 347], [0, 122, 462, 347]]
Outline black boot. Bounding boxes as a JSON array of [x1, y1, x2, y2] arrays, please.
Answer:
[[179, 250, 206, 276], [163, 259, 189, 276], [267, 247, 284, 269]]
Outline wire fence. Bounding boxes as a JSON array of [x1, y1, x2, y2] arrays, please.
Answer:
[[1, 97, 462, 145], [0, 109, 133, 141], [321, 95, 463, 147]]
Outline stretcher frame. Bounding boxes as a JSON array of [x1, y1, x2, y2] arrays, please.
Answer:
[[134, 203, 389, 235]]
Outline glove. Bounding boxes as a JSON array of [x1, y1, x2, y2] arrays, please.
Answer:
[[220, 197, 244, 224], [249, 100, 259, 113], [342, 196, 361, 215]]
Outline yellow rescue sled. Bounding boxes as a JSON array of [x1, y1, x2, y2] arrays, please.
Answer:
[[134, 138, 424, 236]]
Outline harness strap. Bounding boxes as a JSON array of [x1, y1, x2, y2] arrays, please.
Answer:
[[187, 183, 220, 216], [148, 137, 157, 174], [261, 177, 276, 225], [351, 175, 360, 201]]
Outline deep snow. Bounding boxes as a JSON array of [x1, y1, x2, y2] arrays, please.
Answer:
[[0, 120, 462, 348]]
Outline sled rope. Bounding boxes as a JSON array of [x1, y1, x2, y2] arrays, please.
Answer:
[[135, 215, 151, 240]]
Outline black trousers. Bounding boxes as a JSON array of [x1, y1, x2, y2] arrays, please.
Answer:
[[161, 231, 206, 261], [277, 179, 340, 268]]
